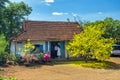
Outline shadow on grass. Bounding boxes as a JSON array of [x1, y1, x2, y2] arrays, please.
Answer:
[[0, 64, 9, 68], [14, 61, 55, 69], [0, 62, 51, 70], [51, 59, 120, 70], [15, 58, 120, 70], [104, 61, 120, 70]]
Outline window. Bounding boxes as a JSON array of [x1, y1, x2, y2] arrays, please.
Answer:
[[34, 44, 44, 53], [39, 44, 43, 52]]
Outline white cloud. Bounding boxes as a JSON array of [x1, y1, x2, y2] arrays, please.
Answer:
[[71, 13, 78, 17], [42, 0, 54, 6], [76, 12, 115, 21], [10, 0, 55, 6], [45, 3, 51, 6], [98, 12, 103, 15], [45, 0, 54, 3], [52, 12, 68, 16], [52, 12, 63, 15], [28, 11, 120, 22], [10, 0, 25, 3]]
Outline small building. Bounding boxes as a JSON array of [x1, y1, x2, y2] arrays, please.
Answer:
[[10, 21, 82, 58]]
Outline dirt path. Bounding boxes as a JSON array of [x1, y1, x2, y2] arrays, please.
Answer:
[[1, 57, 120, 80]]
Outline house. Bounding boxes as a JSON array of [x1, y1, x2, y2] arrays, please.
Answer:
[[10, 21, 82, 58]]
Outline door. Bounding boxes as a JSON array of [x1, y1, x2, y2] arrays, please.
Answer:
[[50, 42, 58, 58]]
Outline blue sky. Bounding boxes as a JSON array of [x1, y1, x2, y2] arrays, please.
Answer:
[[10, 0, 120, 22]]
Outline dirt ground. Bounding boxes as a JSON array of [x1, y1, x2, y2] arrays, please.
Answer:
[[0, 57, 120, 80]]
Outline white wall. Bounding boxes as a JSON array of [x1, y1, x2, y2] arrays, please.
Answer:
[[10, 41, 25, 54], [10, 42, 15, 54], [10, 41, 46, 54]]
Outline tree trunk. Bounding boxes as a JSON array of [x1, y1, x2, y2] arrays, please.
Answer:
[[84, 55, 88, 63]]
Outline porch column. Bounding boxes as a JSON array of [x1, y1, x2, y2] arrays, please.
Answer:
[[45, 41, 48, 53], [60, 41, 65, 58]]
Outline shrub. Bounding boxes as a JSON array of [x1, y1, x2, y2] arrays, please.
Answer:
[[0, 76, 17, 80], [21, 54, 39, 64], [6, 53, 21, 65], [0, 34, 8, 64], [43, 53, 51, 63]]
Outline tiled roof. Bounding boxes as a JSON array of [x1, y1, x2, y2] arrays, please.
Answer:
[[12, 21, 82, 41]]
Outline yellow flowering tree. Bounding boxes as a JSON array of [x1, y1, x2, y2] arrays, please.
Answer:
[[19, 39, 35, 64], [20, 39, 35, 55], [66, 23, 115, 62]]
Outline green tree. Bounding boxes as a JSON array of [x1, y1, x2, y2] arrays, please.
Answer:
[[66, 23, 114, 62], [103, 17, 120, 39], [0, 0, 9, 34], [85, 17, 120, 40], [3, 1, 32, 40]]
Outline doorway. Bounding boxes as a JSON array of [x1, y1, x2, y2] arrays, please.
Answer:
[[50, 42, 58, 58]]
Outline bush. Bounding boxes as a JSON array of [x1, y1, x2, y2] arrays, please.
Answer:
[[0, 34, 8, 65], [6, 53, 21, 65], [34, 53, 44, 61], [21, 54, 39, 64], [0, 76, 17, 80], [0, 52, 8, 65]]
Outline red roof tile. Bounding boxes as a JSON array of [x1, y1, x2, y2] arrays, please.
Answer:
[[12, 21, 82, 41]]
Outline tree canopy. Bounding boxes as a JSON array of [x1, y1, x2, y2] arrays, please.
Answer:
[[0, 0, 9, 34], [3, 1, 32, 40], [85, 17, 120, 40], [0, 0, 32, 52]]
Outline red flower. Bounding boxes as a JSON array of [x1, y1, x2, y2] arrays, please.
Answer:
[[43, 53, 50, 61]]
